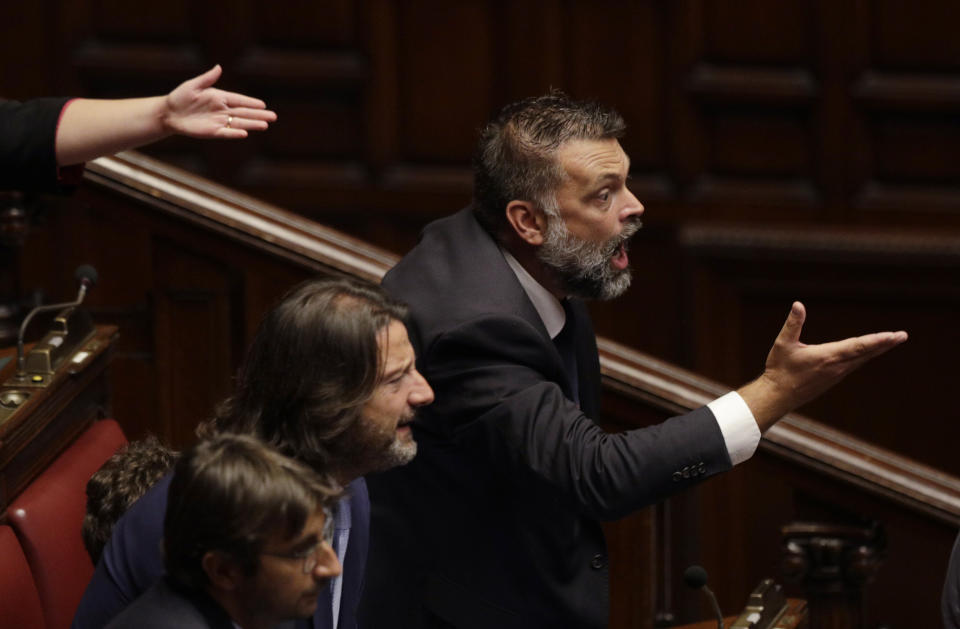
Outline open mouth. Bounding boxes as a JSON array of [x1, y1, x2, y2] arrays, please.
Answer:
[[396, 416, 414, 435], [610, 241, 629, 270]]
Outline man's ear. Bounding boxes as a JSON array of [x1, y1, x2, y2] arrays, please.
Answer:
[[505, 200, 547, 246], [202, 551, 244, 592]]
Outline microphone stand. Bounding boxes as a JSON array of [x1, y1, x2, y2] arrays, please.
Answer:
[[14, 283, 89, 378]]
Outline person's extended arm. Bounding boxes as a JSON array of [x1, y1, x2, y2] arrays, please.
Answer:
[[55, 64, 276, 166], [738, 301, 908, 431]]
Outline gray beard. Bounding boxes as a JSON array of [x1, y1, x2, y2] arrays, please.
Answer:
[[376, 437, 417, 471], [339, 416, 419, 476], [536, 217, 641, 300]]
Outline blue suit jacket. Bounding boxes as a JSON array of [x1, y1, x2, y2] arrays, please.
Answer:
[[72, 474, 369, 629]]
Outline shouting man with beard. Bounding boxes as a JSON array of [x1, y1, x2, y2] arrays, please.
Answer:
[[74, 277, 433, 629], [361, 93, 907, 629]]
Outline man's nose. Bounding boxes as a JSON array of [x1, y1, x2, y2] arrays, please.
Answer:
[[619, 188, 644, 222], [313, 542, 342, 579], [410, 369, 435, 407]]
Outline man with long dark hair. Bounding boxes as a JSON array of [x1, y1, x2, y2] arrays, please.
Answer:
[[74, 276, 434, 629]]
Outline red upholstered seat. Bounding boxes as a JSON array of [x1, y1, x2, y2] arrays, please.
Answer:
[[0, 524, 46, 629], [8, 419, 127, 629]]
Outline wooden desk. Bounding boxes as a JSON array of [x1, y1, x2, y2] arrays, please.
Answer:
[[0, 325, 118, 514], [676, 599, 807, 629]]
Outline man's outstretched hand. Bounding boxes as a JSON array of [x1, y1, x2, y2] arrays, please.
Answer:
[[738, 301, 908, 431]]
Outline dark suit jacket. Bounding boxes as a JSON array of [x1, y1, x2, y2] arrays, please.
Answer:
[[943, 531, 960, 629], [0, 97, 82, 192], [72, 474, 369, 629], [104, 577, 234, 629], [362, 207, 732, 629]]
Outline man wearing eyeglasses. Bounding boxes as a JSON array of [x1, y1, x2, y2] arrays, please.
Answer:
[[75, 277, 434, 629], [105, 433, 342, 629]]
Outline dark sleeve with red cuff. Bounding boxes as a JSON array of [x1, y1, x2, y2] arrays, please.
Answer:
[[0, 97, 85, 193]]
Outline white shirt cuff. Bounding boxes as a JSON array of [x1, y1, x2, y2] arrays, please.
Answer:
[[707, 391, 761, 466]]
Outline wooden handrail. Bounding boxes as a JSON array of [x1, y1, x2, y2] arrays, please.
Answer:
[[85, 151, 960, 528], [82, 150, 960, 527], [599, 336, 960, 526], [85, 152, 397, 281], [70, 150, 958, 626]]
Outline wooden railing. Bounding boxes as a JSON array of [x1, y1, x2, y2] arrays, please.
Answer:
[[599, 338, 960, 526], [598, 337, 960, 627], [10, 151, 956, 628], [84, 152, 395, 281]]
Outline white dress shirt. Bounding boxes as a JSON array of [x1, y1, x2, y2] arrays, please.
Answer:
[[501, 248, 761, 465]]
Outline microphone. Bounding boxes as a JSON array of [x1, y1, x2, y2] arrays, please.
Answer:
[[684, 564, 724, 629], [75, 264, 99, 291], [15, 265, 98, 377]]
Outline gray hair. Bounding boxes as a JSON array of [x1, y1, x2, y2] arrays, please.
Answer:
[[473, 91, 626, 238]]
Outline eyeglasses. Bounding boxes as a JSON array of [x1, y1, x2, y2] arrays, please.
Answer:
[[261, 506, 336, 574]]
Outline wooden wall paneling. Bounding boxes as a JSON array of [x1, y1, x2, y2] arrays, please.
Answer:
[[568, 1, 676, 206], [67, 0, 205, 88], [668, 222, 960, 622], [72, 151, 399, 442], [153, 239, 242, 446], [231, 0, 368, 202], [599, 335, 960, 629], [395, 0, 492, 164], [587, 223, 688, 364], [598, 345, 727, 627], [365, 0, 400, 173], [212, 0, 370, 226], [679, 0, 822, 216], [755, 423, 960, 629], [870, 0, 960, 71], [499, 1, 565, 99], [696, 457, 795, 617], [669, 0, 707, 195], [16, 150, 400, 445], [701, 0, 811, 65], [848, 0, 960, 219], [694, 442, 958, 629], [377, 0, 489, 235], [600, 388, 677, 628], [4, 0, 960, 252], [359, 0, 490, 251], [64, 192, 159, 443], [253, 0, 357, 47], [0, 2, 52, 97], [845, 0, 877, 219], [813, 0, 853, 214], [680, 224, 960, 474], [17, 191, 160, 442]]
